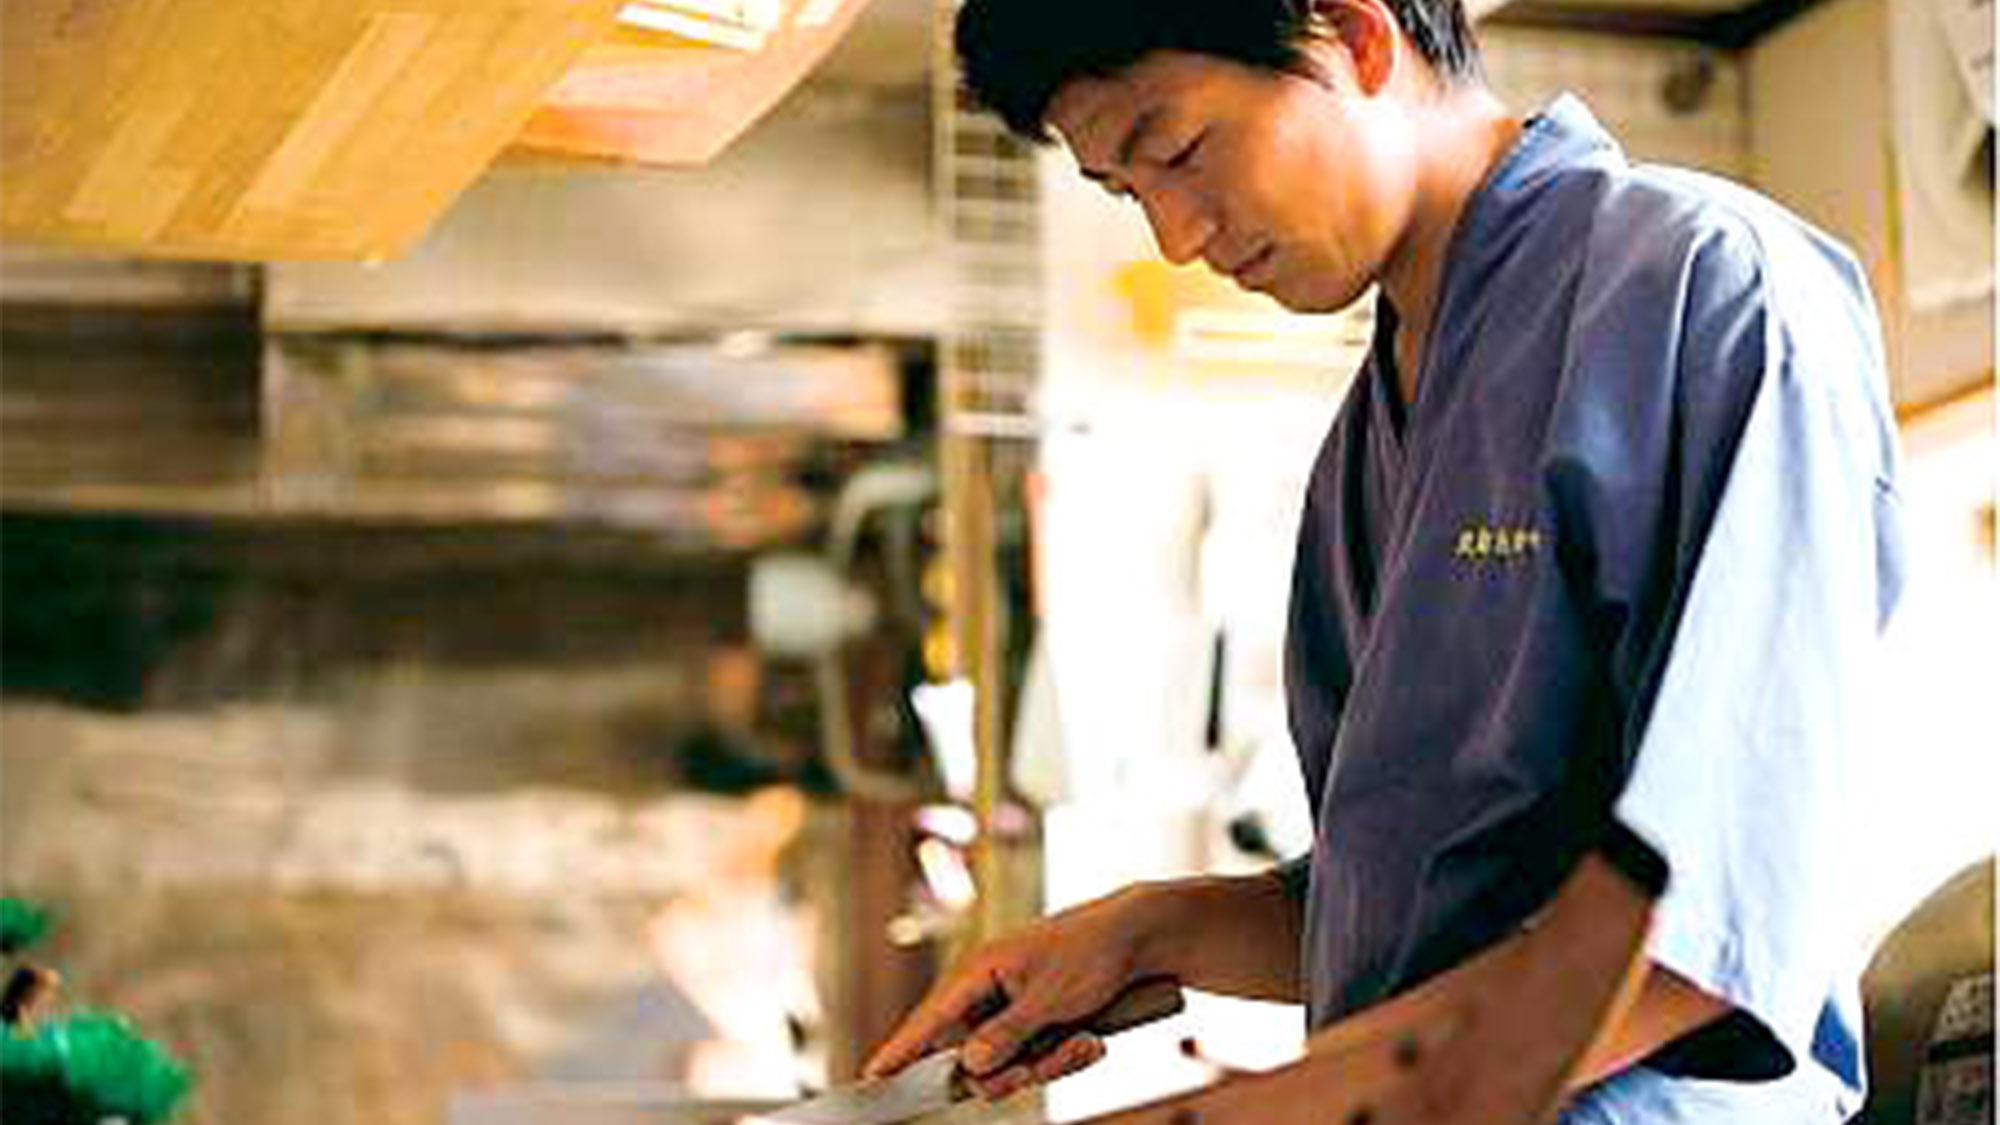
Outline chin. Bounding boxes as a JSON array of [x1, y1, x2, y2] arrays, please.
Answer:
[[1271, 272, 1372, 315], [1269, 284, 1358, 315]]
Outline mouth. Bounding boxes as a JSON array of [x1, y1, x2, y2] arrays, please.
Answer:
[[1228, 244, 1276, 287]]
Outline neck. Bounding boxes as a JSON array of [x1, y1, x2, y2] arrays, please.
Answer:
[[1378, 86, 1521, 403]]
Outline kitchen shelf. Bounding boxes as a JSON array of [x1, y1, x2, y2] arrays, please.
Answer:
[[0, 0, 873, 261], [509, 0, 874, 167]]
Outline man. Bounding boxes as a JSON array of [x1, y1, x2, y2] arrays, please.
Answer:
[[867, 1, 1907, 1120]]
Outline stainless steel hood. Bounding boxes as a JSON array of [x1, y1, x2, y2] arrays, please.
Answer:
[[265, 78, 943, 339]]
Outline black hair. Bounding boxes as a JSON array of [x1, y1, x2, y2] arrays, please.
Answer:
[[955, 0, 1485, 142]]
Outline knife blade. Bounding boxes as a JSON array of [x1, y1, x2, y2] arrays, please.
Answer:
[[743, 975, 1185, 1125]]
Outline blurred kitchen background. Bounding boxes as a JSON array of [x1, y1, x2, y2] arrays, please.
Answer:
[[0, 0, 1992, 1124]]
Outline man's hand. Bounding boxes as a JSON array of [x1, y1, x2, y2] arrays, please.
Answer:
[[864, 869, 1305, 1099], [862, 887, 1151, 1099]]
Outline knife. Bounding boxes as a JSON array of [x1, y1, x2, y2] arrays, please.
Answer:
[[744, 975, 1185, 1125]]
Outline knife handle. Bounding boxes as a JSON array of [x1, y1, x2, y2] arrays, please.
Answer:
[[1011, 975, 1184, 1062]]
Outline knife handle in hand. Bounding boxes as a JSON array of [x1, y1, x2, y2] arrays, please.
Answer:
[[1008, 975, 1184, 1065]]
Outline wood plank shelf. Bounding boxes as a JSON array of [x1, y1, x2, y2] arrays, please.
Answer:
[[510, 0, 874, 167], [0, 0, 874, 262]]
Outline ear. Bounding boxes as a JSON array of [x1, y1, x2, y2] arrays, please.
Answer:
[[1303, 0, 1401, 96]]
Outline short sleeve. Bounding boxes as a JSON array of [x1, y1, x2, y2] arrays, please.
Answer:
[[1608, 231, 1905, 1092]]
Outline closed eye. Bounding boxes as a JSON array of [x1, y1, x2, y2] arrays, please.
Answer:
[[1164, 132, 1204, 170]]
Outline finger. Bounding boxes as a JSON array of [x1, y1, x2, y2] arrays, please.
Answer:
[[1028, 1033, 1105, 1085], [959, 982, 1059, 1078], [864, 967, 1006, 1078], [973, 1036, 1101, 1102], [969, 1064, 1036, 1102]]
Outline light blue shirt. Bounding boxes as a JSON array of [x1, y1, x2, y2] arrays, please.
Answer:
[[1281, 95, 1906, 1122]]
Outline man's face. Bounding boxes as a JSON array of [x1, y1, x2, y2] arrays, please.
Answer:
[[1046, 49, 1416, 314]]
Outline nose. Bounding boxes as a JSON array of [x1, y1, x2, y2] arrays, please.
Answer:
[[1138, 185, 1215, 266]]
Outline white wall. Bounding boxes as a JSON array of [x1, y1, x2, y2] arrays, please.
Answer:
[[1747, 0, 1995, 408], [1483, 27, 1750, 179], [1858, 390, 1998, 944]]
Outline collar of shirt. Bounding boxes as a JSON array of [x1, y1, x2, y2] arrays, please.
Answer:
[[1372, 94, 1623, 449]]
